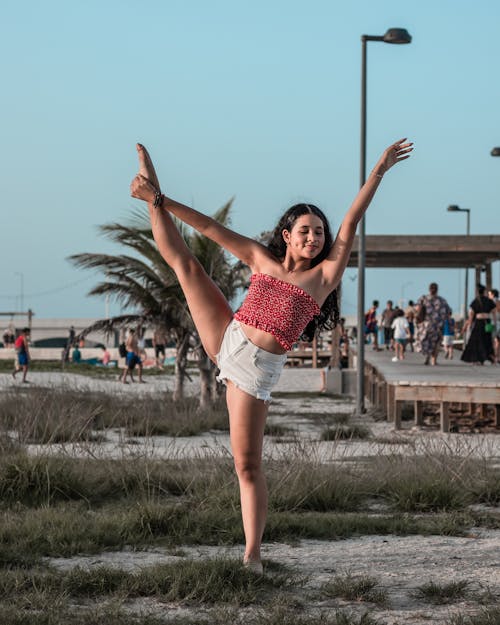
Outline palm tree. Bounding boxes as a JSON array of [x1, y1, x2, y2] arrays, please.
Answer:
[[69, 200, 247, 406]]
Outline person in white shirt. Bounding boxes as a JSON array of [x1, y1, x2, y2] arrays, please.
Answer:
[[391, 309, 410, 362]]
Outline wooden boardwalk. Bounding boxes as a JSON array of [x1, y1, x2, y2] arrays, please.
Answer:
[[361, 348, 500, 432]]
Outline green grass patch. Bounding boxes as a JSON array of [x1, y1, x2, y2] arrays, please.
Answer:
[[320, 425, 372, 441], [413, 579, 470, 604], [264, 423, 297, 437], [320, 573, 389, 606], [446, 607, 500, 625], [0, 500, 476, 564], [0, 558, 294, 604], [0, 387, 229, 442], [371, 454, 500, 512]]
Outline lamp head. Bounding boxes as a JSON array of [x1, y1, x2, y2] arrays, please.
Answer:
[[383, 28, 412, 44], [447, 205, 460, 212], [491, 147, 500, 157]]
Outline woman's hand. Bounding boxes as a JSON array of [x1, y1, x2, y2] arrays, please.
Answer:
[[377, 138, 413, 174], [130, 173, 158, 203]]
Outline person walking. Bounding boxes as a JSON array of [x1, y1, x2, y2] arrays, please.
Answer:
[[415, 283, 451, 366], [364, 300, 381, 350], [153, 326, 168, 368], [405, 300, 416, 352], [130, 138, 412, 573], [442, 309, 455, 360], [121, 328, 145, 383], [487, 288, 500, 364], [461, 284, 496, 365], [12, 327, 31, 383], [391, 309, 409, 362], [381, 300, 396, 350]]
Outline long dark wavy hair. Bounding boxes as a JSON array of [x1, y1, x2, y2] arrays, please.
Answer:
[[266, 203, 340, 341]]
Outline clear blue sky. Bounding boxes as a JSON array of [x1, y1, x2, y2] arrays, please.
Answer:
[[2, 0, 500, 320]]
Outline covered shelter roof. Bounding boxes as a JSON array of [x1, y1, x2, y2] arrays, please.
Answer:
[[347, 235, 500, 268]]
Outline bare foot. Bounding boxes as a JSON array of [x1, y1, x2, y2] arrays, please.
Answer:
[[136, 144, 161, 190]]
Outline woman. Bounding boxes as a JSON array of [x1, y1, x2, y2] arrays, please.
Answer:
[[130, 138, 412, 573], [461, 284, 496, 364], [415, 283, 451, 366]]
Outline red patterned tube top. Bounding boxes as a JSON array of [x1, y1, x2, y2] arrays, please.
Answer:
[[234, 273, 321, 351]]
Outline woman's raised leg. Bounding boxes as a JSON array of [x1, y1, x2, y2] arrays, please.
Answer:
[[136, 144, 233, 360], [225, 383, 269, 566]]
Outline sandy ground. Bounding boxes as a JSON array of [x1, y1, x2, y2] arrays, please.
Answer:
[[3, 370, 500, 623], [47, 530, 500, 624]]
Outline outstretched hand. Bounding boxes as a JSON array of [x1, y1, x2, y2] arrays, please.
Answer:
[[379, 138, 413, 173]]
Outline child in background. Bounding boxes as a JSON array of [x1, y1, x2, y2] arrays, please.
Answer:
[[443, 310, 455, 359], [391, 309, 409, 362]]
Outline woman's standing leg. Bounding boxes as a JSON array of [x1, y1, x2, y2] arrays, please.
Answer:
[[226, 383, 269, 565]]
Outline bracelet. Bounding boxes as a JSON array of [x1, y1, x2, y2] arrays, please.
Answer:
[[153, 190, 164, 209]]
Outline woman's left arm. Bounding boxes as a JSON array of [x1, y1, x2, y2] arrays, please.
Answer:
[[320, 139, 413, 287]]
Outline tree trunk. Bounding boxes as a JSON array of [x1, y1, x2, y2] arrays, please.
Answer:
[[197, 346, 214, 411], [173, 332, 190, 401]]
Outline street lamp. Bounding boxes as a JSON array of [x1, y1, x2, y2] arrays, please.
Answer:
[[447, 205, 470, 319], [356, 27, 412, 416], [490, 147, 500, 157]]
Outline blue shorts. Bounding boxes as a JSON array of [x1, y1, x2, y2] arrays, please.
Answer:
[[18, 352, 28, 366], [126, 352, 142, 368], [395, 338, 407, 346]]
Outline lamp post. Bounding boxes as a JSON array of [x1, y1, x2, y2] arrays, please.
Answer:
[[491, 147, 500, 157], [356, 27, 412, 416], [447, 205, 470, 318]]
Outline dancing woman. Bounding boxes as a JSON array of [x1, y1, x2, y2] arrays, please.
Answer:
[[130, 139, 412, 573]]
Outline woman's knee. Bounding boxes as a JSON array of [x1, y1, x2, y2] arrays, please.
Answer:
[[234, 457, 262, 483]]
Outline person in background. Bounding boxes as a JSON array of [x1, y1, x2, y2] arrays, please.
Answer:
[[100, 346, 111, 366], [153, 326, 168, 368], [72, 345, 81, 364], [488, 288, 499, 364], [415, 283, 451, 366], [364, 300, 381, 351], [442, 309, 455, 360], [3, 326, 15, 348], [12, 327, 31, 383], [461, 284, 496, 365], [339, 318, 350, 369], [391, 309, 409, 362], [381, 300, 396, 350], [405, 300, 416, 352], [121, 328, 145, 383]]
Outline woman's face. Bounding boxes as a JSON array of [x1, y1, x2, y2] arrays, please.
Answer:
[[282, 214, 326, 260]]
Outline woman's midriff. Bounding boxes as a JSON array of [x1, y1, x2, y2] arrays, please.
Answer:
[[238, 322, 287, 355]]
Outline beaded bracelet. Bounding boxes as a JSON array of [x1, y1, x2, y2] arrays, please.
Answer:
[[153, 190, 164, 208]]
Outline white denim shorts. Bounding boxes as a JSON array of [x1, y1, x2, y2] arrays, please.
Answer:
[[216, 319, 287, 402]]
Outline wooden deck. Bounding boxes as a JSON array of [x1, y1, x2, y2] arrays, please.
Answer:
[[361, 349, 500, 432]]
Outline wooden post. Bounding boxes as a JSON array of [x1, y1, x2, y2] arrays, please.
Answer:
[[387, 384, 395, 422], [330, 326, 341, 368], [475, 267, 482, 289], [395, 401, 402, 429], [414, 400, 424, 426], [312, 335, 318, 368], [486, 263, 492, 289], [440, 401, 451, 433]]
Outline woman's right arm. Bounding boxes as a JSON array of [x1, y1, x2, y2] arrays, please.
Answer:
[[130, 174, 269, 268]]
